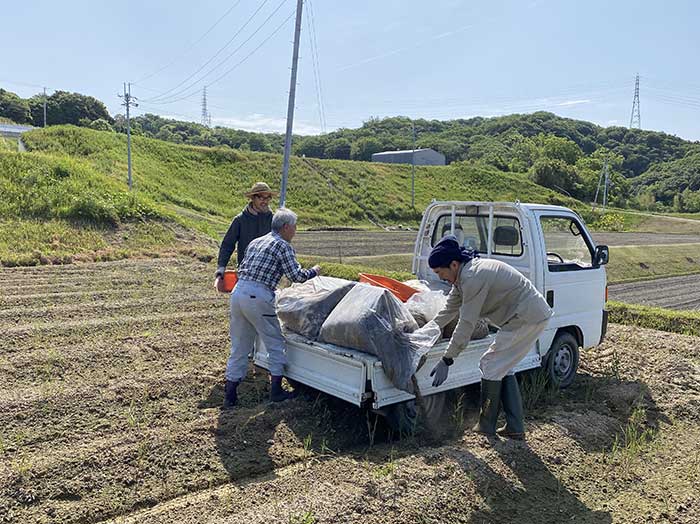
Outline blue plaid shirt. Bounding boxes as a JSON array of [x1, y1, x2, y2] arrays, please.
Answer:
[[237, 232, 317, 290]]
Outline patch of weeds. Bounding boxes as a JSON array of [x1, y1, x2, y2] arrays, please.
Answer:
[[521, 370, 558, 411], [452, 392, 465, 432], [375, 448, 397, 478], [610, 404, 657, 462], [40, 347, 65, 382], [610, 345, 621, 379], [302, 433, 313, 462], [319, 437, 336, 456], [289, 511, 316, 524]]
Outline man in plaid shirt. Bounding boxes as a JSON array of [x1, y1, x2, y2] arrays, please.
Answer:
[[223, 208, 321, 408]]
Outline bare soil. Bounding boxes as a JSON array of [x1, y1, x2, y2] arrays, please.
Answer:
[[609, 274, 700, 310], [1, 259, 699, 523]]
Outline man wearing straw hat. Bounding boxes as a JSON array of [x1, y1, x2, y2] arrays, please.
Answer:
[[214, 181, 276, 291]]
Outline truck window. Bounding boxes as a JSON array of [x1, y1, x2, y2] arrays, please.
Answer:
[[432, 215, 523, 257], [540, 216, 594, 271]]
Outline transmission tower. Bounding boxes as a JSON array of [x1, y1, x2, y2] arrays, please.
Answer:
[[629, 74, 641, 129], [201, 86, 210, 127]]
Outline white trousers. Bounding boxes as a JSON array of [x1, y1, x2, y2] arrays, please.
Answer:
[[479, 317, 550, 381], [225, 280, 287, 381]]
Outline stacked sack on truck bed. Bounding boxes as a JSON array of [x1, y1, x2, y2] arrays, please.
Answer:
[[276, 277, 489, 393], [276, 278, 440, 393]]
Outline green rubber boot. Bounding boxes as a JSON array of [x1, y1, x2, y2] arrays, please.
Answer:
[[497, 375, 525, 440], [472, 379, 502, 436]]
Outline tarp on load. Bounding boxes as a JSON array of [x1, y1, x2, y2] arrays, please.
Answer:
[[277, 276, 356, 340], [319, 284, 440, 392]]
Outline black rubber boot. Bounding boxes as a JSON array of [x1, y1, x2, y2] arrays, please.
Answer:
[[270, 376, 297, 403], [497, 375, 525, 440], [471, 379, 502, 436], [222, 380, 239, 409]]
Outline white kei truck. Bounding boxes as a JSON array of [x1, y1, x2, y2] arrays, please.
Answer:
[[255, 201, 610, 429]]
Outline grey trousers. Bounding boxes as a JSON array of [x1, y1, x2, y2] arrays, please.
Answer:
[[225, 280, 287, 381], [479, 316, 550, 381]]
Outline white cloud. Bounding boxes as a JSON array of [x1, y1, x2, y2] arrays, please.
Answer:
[[210, 114, 322, 135], [556, 99, 591, 107], [606, 119, 620, 125]]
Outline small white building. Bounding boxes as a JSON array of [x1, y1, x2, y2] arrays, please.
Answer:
[[371, 148, 446, 166]]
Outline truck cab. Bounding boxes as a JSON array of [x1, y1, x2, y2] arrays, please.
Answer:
[[413, 201, 609, 388], [254, 200, 608, 420]]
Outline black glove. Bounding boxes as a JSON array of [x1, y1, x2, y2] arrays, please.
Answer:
[[430, 357, 452, 387]]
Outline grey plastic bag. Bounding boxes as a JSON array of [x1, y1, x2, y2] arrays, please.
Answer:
[[319, 284, 439, 392], [277, 276, 356, 340]]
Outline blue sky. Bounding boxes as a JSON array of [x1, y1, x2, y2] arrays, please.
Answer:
[[3, 0, 700, 139]]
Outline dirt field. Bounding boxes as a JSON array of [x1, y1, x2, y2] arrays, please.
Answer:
[[1, 258, 699, 523], [294, 231, 700, 257], [609, 274, 700, 310]]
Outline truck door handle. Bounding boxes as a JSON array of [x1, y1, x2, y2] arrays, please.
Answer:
[[546, 290, 554, 308]]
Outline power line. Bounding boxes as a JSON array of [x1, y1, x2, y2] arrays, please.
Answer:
[[306, 0, 326, 133], [143, 8, 296, 107], [142, 0, 284, 104], [134, 0, 245, 84]]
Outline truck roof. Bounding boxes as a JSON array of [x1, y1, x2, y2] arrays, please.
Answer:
[[429, 200, 576, 214]]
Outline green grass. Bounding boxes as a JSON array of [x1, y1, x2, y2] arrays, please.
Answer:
[[0, 136, 18, 151], [298, 256, 413, 282], [20, 126, 577, 234], [607, 301, 700, 337], [607, 243, 700, 283]]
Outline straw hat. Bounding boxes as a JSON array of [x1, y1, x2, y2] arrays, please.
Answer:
[[244, 181, 277, 198]]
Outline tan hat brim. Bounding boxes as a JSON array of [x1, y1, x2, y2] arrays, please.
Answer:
[[245, 190, 278, 197]]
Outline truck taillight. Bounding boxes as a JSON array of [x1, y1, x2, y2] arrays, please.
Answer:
[[605, 286, 608, 302]]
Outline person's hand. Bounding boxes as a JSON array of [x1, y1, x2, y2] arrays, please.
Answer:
[[430, 358, 450, 387], [214, 276, 226, 293], [312, 265, 322, 276]]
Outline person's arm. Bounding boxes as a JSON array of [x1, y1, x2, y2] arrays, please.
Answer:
[[279, 244, 319, 283], [432, 286, 461, 329], [216, 217, 241, 278], [443, 282, 489, 360]]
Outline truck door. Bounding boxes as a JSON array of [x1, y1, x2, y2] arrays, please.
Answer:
[[534, 212, 606, 348]]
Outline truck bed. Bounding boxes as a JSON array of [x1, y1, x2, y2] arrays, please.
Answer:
[[254, 330, 542, 409]]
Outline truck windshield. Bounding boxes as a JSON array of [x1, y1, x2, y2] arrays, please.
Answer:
[[431, 214, 523, 257]]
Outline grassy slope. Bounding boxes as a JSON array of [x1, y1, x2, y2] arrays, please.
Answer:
[[20, 126, 576, 234]]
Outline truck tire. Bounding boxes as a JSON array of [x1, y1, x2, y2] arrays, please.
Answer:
[[544, 332, 579, 388], [384, 400, 418, 435]]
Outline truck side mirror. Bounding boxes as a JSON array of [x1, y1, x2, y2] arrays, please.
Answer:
[[594, 245, 609, 266]]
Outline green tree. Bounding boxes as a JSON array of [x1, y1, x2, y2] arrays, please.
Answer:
[[88, 118, 115, 132], [28, 91, 113, 126], [324, 138, 352, 160], [0, 89, 32, 124], [529, 158, 582, 197], [350, 137, 383, 161]]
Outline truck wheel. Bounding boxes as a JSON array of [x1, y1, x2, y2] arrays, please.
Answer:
[[545, 332, 579, 388], [384, 400, 418, 435]]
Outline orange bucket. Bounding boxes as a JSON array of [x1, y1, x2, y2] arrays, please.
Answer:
[[222, 270, 238, 292], [358, 273, 418, 302]]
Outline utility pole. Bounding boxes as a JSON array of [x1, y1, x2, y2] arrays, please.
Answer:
[[42, 87, 47, 127], [118, 83, 138, 190], [629, 74, 641, 129], [279, 0, 304, 208], [411, 121, 416, 208]]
